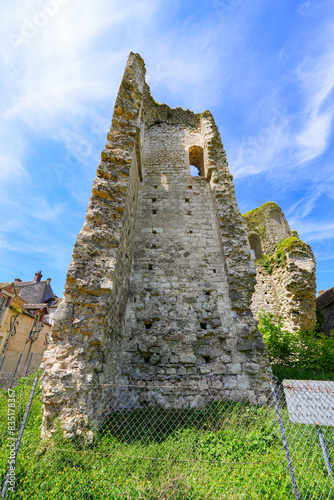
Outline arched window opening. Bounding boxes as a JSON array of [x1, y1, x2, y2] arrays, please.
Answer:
[[189, 146, 204, 177], [248, 233, 263, 260]]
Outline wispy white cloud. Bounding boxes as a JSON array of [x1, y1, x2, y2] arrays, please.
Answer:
[[289, 218, 334, 242], [287, 186, 327, 220], [295, 51, 334, 163], [298, 1, 311, 14], [0, 152, 27, 183], [230, 7, 334, 179]]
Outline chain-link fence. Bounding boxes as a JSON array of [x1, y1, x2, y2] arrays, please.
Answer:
[[1, 372, 334, 499], [0, 353, 43, 389]]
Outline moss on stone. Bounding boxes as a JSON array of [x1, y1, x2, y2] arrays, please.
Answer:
[[258, 236, 310, 274], [276, 236, 309, 254], [242, 202, 281, 238]]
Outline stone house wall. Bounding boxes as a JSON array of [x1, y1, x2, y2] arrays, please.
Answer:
[[0, 298, 51, 375], [319, 303, 334, 336], [2, 311, 48, 355], [317, 287, 334, 336]]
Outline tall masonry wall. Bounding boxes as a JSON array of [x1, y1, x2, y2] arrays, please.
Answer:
[[242, 203, 316, 332], [41, 53, 272, 440]]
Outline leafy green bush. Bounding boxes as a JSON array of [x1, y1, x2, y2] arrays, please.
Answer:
[[258, 311, 334, 373], [258, 312, 295, 365]]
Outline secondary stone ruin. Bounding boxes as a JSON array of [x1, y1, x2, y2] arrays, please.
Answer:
[[242, 202, 316, 332], [41, 52, 274, 439]]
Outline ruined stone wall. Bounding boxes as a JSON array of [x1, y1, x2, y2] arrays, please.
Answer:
[[251, 257, 316, 332], [41, 53, 146, 437], [41, 53, 272, 439], [250, 268, 280, 320], [242, 203, 316, 332], [116, 117, 271, 407], [203, 112, 270, 395]]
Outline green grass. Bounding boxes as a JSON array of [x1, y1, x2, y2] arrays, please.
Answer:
[[1, 374, 334, 499]]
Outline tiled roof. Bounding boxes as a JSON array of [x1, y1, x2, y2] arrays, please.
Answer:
[[14, 281, 55, 304]]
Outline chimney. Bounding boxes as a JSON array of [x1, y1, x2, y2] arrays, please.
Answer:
[[34, 271, 42, 282], [15, 278, 22, 282], [46, 277, 51, 285]]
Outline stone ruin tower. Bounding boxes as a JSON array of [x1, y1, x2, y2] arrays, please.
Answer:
[[242, 202, 316, 332], [41, 53, 272, 439]]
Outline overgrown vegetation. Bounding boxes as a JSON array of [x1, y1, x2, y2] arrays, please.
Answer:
[[242, 202, 281, 238], [259, 236, 310, 274], [258, 311, 334, 380]]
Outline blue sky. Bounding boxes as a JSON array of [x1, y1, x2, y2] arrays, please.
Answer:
[[1, 0, 334, 297]]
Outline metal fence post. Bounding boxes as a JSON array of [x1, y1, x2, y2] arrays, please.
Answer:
[[1, 374, 39, 500], [9, 354, 23, 389], [270, 382, 300, 500], [317, 424, 333, 479]]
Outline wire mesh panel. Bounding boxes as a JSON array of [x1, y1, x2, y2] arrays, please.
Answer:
[[279, 380, 334, 500], [1, 378, 334, 499], [0, 353, 43, 388]]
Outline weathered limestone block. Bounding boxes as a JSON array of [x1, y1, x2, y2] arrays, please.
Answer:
[[41, 53, 272, 440]]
